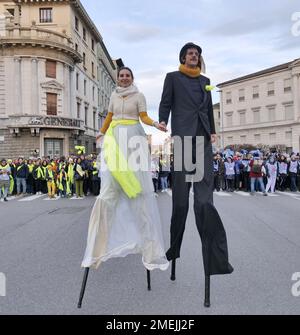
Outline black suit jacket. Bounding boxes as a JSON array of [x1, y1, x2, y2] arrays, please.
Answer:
[[159, 71, 216, 138]]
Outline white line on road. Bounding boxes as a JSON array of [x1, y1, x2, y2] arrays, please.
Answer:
[[276, 191, 300, 199], [6, 196, 17, 201], [43, 196, 61, 201], [18, 194, 46, 202], [234, 191, 250, 197], [213, 192, 232, 197]]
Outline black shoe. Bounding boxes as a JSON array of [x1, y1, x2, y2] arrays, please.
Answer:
[[4, 198, 8, 202]]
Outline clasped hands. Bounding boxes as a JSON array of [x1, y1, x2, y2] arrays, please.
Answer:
[[153, 121, 167, 132]]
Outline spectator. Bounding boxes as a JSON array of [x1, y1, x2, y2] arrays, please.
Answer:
[[249, 153, 267, 196], [0, 158, 11, 202]]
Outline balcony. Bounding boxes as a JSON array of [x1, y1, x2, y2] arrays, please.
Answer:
[[0, 24, 82, 63]]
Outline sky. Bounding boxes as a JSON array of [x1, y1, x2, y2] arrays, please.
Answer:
[[81, 0, 300, 143]]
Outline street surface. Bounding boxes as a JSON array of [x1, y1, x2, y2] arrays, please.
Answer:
[[0, 190, 300, 315]]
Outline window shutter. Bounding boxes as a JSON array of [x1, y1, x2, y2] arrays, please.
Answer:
[[47, 93, 57, 115], [46, 60, 56, 78]]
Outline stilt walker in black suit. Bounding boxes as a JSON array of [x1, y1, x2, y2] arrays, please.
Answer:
[[159, 43, 234, 307]]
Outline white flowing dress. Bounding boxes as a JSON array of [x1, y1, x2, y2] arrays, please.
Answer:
[[81, 90, 169, 271]]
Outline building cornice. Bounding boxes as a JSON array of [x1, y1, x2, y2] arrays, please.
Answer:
[[1, 26, 82, 63], [217, 58, 300, 88], [14, 0, 103, 42], [222, 120, 299, 133]]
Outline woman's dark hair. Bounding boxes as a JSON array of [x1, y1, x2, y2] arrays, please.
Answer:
[[117, 66, 134, 80]]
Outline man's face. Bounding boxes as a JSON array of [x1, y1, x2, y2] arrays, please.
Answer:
[[184, 48, 200, 68]]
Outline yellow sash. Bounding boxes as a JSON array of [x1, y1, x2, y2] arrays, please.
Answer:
[[104, 120, 142, 199]]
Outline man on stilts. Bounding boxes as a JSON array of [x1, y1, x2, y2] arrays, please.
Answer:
[[159, 42, 234, 307]]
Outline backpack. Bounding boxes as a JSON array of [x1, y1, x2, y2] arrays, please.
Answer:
[[252, 160, 262, 173]]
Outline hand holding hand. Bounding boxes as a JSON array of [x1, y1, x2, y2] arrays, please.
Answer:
[[154, 121, 167, 132], [211, 134, 217, 143]]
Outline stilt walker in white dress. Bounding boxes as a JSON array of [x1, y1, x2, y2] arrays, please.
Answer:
[[78, 67, 169, 308]]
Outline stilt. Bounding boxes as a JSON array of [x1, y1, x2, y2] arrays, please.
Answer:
[[147, 270, 151, 291], [170, 259, 176, 281], [204, 275, 210, 308], [77, 268, 90, 308]]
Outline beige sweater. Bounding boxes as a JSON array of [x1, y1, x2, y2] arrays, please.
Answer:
[[109, 91, 146, 120], [100, 91, 155, 134]]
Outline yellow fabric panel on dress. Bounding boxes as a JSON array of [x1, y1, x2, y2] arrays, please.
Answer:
[[100, 112, 113, 134], [139, 112, 154, 126], [104, 119, 142, 199]]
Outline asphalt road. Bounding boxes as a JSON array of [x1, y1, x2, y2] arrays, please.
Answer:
[[0, 189, 300, 315]]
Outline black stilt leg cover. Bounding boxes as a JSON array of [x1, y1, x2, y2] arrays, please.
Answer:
[[197, 203, 234, 276]]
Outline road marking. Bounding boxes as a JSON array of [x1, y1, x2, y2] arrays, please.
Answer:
[[213, 192, 231, 197], [234, 191, 250, 197], [6, 196, 17, 201], [18, 194, 46, 202], [43, 196, 61, 201], [166, 190, 172, 197], [276, 191, 300, 199], [69, 197, 85, 200]]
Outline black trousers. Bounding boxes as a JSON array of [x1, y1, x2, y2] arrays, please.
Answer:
[[166, 124, 233, 276]]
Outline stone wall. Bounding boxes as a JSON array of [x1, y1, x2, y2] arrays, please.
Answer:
[[0, 128, 39, 159]]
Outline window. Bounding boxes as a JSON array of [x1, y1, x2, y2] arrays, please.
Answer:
[[285, 131, 292, 140], [267, 82, 275, 96], [239, 111, 246, 125], [240, 135, 246, 143], [226, 112, 233, 127], [75, 43, 78, 53], [85, 106, 88, 125], [91, 39, 95, 51], [39, 8, 53, 23], [269, 133, 276, 141], [93, 110, 96, 129], [76, 73, 79, 90], [285, 105, 294, 120], [46, 93, 57, 115], [84, 80, 87, 96], [46, 60, 56, 79], [226, 92, 232, 104], [83, 27, 86, 41], [83, 52, 86, 68], [77, 102, 81, 119], [92, 62, 95, 77], [268, 106, 276, 122], [227, 136, 233, 143], [238, 89, 245, 102], [75, 16, 79, 31], [254, 134, 261, 143], [253, 109, 260, 123], [253, 85, 259, 99], [92, 86, 95, 101], [284, 79, 292, 93]]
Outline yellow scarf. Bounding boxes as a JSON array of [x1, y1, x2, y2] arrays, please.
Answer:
[[179, 64, 201, 78], [104, 120, 142, 199]]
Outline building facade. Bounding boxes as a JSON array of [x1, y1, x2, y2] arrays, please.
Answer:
[[0, 0, 117, 159], [217, 58, 300, 153], [213, 102, 221, 150]]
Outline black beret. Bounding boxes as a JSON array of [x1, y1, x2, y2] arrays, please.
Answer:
[[179, 42, 202, 64]]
